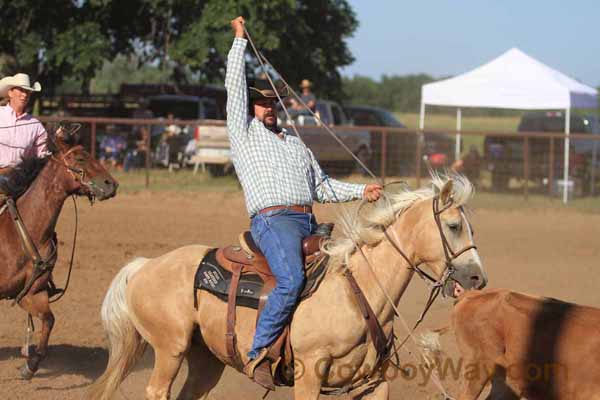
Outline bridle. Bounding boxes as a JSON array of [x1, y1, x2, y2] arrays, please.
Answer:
[[50, 145, 104, 203], [380, 192, 478, 350], [383, 195, 477, 290]]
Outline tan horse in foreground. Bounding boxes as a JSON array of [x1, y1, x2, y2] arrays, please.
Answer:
[[452, 288, 600, 400], [91, 175, 486, 400]]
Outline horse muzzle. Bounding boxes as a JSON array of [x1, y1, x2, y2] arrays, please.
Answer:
[[443, 263, 487, 298], [86, 176, 119, 201]]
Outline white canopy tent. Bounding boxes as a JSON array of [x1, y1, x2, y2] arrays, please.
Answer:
[[420, 47, 598, 203]]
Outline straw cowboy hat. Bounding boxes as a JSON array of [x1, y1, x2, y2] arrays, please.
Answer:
[[299, 79, 313, 89], [0, 73, 42, 98]]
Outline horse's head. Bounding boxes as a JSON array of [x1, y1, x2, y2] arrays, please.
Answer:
[[407, 177, 487, 298], [48, 124, 118, 201]]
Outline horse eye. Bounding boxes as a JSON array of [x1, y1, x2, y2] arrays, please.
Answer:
[[448, 223, 461, 232]]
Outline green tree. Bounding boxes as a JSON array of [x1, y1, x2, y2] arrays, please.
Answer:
[[90, 55, 174, 94], [169, 0, 358, 99], [342, 74, 435, 112], [0, 0, 358, 98]]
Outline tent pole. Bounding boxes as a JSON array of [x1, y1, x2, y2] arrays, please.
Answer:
[[592, 112, 598, 196], [417, 101, 425, 186], [563, 108, 571, 204], [456, 108, 462, 162]]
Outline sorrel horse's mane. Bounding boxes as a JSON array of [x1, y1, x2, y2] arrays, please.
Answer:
[[323, 172, 474, 268], [0, 156, 48, 198]]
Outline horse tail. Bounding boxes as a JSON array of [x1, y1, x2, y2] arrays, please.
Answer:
[[89, 257, 149, 400]]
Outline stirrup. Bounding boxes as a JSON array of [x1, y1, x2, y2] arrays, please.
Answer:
[[244, 349, 275, 390]]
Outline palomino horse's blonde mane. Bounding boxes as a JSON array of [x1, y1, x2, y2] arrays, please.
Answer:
[[323, 172, 474, 269]]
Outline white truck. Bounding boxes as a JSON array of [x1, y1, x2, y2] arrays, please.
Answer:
[[191, 100, 373, 176]]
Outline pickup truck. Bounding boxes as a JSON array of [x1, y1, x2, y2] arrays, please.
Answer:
[[344, 104, 455, 176], [483, 112, 600, 194], [146, 94, 225, 171], [192, 100, 373, 176]]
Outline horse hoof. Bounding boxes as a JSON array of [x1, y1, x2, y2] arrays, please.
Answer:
[[20, 364, 35, 380]]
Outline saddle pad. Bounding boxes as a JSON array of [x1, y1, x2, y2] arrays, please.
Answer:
[[194, 248, 329, 310], [194, 249, 263, 309]]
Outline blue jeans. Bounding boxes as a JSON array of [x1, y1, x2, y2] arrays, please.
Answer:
[[248, 209, 316, 359]]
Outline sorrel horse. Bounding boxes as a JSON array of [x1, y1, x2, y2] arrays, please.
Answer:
[[91, 174, 486, 400], [452, 288, 600, 400], [0, 127, 118, 379]]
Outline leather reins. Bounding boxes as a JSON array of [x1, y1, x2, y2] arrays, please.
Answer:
[[11, 143, 86, 305]]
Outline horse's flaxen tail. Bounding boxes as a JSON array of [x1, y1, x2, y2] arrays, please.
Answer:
[[89, 257, 149, 400]]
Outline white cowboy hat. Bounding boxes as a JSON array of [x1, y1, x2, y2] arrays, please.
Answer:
[[0, 73, 42, 98]]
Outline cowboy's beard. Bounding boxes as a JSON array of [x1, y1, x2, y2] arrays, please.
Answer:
[[262, 113, 277, 130]]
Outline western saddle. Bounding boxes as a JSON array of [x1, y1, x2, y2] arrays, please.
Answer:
[[194, 223, 391, 392]]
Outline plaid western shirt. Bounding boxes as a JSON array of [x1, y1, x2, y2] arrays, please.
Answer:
[[225, 38, 366, 217]]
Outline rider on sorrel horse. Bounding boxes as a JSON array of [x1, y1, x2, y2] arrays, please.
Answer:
[[0, 73, 47, 204], [0, 75, 118, 378]]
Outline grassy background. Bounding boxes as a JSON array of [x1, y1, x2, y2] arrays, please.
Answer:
[[108, 111, 599, 212], [110, 169, 600, 213], [396, 112, 521, 154]]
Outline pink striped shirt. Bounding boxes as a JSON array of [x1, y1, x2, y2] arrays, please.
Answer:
[[0, 105, 48, 168]]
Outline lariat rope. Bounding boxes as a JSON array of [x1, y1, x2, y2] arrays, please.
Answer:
[[243, 26, 380, 183], [243, 25, 455, 398]]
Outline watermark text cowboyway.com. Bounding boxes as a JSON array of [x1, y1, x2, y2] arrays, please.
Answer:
[[292, 357, 567, 386]]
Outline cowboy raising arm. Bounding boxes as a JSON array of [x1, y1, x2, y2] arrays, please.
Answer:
[[225, 16, 382, 216], [224, 16, 382, 387]]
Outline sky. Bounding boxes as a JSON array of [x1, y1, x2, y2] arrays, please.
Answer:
[[342, 0, 600, 87]]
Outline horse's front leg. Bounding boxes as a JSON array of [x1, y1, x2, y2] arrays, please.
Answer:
[[18, 289, 54, 379], [294, 353, 329, 400]]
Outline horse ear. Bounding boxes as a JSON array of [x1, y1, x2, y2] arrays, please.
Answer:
[[54, 123, 81, 147], [440, 180, 454, 205]]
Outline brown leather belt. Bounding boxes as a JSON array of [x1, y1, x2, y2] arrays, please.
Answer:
[[0, 167, 12, 175], [258, 204, 312, 215]]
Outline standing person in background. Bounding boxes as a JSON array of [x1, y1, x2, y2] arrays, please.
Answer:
[[0, 73, 47, 202], [226, 16, 382, 389], [299, 79, 316, 112]]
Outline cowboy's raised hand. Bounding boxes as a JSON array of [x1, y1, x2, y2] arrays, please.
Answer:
[[363, 184, 383, 202], [230, 16, 245, 38]]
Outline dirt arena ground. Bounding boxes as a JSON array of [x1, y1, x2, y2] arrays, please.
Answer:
[[1, 190, 599, 399]]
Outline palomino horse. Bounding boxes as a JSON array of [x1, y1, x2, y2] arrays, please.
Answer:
[[91, 174, 486, 400], [452, 288, 600, 400], [0, 127, 118, 379]]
